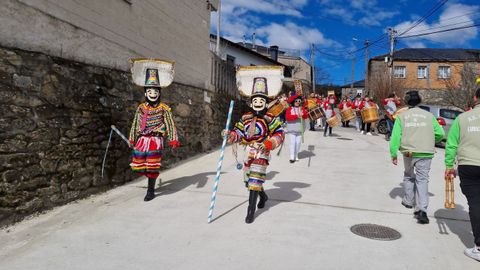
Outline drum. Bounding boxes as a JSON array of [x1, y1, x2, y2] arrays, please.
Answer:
[[308, 106, 325, 121], [267, 101, 287, 117], [326, 115, 341, 127], [361, 107, 379, 123], [340, 108, 355, 121], [392, 107, 408, 120], [306, 98, 317, 110]]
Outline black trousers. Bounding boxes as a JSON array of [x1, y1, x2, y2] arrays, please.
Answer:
[[459, 165, 480, 246], [324, 123, 332, 135], [361, 122, 371, 132]]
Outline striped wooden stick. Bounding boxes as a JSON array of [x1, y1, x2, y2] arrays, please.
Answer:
[[208, 100, 235, 223]]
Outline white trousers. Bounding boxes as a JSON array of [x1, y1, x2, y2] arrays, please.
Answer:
[[288, 133, 302, 160]]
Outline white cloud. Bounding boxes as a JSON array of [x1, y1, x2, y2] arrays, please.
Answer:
[[358, 11, 397, 26], [220, 0, 307, 18], [320, 0, 398, 26], [256, 22, 338, 50], [394, 3, 479, 46], [210, 0, 339, 52]]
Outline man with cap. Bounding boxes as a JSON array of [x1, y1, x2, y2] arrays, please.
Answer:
[[129, 62, 180, 201], [389, 90, 444, 224], [445, 87, 480, 261], [223, 77, 284, 223]]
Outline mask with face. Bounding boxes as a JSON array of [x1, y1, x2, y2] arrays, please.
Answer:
[[145, 87, 161, 106], [250, 96, 268, 115]]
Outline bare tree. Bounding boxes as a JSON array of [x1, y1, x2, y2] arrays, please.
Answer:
[[368, 71, 407, 103], [442, 62, 479, 111], [314, 66, 331, 85]]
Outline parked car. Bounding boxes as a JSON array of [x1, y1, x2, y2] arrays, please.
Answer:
[[377, 105, 463, 147], [418, 104, 463, 138]]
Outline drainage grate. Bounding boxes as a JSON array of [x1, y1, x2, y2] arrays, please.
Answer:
[[337, 138, 353, 140], [350, 224, 401, 241]]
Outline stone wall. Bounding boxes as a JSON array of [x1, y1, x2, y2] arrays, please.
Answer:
[[1, 0, 217, 89], [0, 46, 246, 226]]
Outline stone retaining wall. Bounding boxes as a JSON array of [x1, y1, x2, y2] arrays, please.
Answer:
[[0, 46, 246, 226]]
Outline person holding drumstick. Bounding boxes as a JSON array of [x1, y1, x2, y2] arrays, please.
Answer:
[[383, 93, 401, 141], [353, 94, 362, 131], [390, 90, 444, 224], [339, 96, 353, 128], [444, 87, 480, 261], [323, 101, 336, 137], [358, 96, 377, 135]]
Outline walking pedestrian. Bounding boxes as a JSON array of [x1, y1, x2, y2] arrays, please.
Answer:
[[390, 90, 444, 224], [445, 87, 480, 261]]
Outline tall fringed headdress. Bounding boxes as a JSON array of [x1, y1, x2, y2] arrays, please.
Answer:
[[129, 58, 175, 88], [236, 66, 284, 99]]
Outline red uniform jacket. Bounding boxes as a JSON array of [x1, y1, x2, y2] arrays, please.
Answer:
[[285, 106, 308, 121]]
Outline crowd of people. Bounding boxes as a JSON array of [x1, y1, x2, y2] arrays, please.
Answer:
[[265, 87, 480, 262], [127, 58, 480, 262]]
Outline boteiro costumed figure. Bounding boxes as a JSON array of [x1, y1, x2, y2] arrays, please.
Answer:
[[129, 59, 180, 201], [223, 66, 285, 223]]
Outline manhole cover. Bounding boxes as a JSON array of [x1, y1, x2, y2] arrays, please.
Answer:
[[350, 224, 401, 241], [337, 138, 353, 140]]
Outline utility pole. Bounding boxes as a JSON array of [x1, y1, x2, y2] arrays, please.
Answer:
[[388, 28, 397, 93], [364, 39, 369, 96], [350, 55, 355, 92], [311, 43, 315, 94], [216, 0, 221, 56]]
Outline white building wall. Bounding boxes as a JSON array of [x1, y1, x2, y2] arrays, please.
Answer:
[[210, 40, 277, 67], [0, 0, 217, 89]]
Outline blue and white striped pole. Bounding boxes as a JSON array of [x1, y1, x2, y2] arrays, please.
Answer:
[[208, 100, 234, 223]]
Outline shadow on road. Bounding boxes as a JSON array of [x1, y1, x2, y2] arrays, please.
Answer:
[[298, 150, 315, 160], [389, 182, 435, 200], [266, 171, 280, 180], [256, 181, 311, 219], [434, 204, 473, 248], [156, 171, 219, 196]]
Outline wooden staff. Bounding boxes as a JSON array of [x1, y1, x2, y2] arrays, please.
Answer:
[[444, 175, 455, 209]]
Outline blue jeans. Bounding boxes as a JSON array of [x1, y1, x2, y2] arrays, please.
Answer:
[[386, 118, 394, 136]]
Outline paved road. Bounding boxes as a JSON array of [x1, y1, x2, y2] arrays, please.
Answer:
[[0, 126, 477, 269]]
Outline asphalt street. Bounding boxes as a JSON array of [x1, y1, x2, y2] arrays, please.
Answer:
[[0, 125, 477, 269]]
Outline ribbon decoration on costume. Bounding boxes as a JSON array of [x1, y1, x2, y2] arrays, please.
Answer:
[[101, 125, 131, 178]]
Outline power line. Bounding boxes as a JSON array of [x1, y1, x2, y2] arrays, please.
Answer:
[[399, 23, 480, 39], [397, 0, 449, 37], [405, 19, 479, 36]]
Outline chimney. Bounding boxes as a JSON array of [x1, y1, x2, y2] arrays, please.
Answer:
[[242, 35, 246, 47], [252, 33, 256, 51], [269, 45, 279, 61]]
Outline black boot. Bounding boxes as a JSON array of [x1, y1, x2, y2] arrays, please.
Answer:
[[258, 189, 268, 209], [144, 178, 156, 201], [245, 190, 258, 224]]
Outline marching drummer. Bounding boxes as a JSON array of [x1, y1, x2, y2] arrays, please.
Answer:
[[323, 101, 336, 137], [383, 93, 401, 141], [390, 91, 444, 224], [339, 96, 353, 128], [353, 94, 362, 131], [358, 96, 377, 135], [286, 94, 308, 163], [444, 87, 480, 261]]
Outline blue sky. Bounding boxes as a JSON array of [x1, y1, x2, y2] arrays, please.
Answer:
[[211, 0, 479, 86]]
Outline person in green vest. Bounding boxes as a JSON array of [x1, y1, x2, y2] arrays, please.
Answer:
[[390, 90, 444, 224], [445, 87, 480, 262]]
